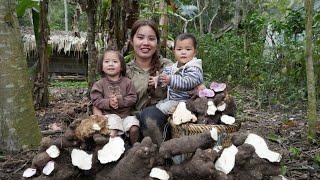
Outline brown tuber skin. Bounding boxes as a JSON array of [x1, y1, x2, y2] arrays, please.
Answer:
[[31, 152, 52, 170], [186, 93, 236, 125], [169, 148, 224, 179], [159, 131, 215, 158], [231, 132, 249, 146], [92, 134, 108, 145], [75, 115, 109, 141], [51, 137, 80, 149], [40, 136, 53, 151], [97, 137, 158, 180], [235, 144, 255, 166]]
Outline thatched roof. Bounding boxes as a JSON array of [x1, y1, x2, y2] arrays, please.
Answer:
[[22, 31, 88, 56]]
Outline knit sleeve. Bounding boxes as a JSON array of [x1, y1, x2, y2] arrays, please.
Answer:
[[169, 67, 203, 91]]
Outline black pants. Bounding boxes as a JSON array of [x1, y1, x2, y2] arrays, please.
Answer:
[[137, 106, 171, 145]]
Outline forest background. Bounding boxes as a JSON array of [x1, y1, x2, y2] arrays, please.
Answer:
[[18, 0, 320, 109], [0, 0, 319, 178]]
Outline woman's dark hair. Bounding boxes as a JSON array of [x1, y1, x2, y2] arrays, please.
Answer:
[[97, 48, 126, 77], [130, 19, 161, 77], [174, 33, 197, 49]]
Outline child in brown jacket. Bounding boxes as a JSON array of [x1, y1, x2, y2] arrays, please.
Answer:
[[90, 49, 139, 145]]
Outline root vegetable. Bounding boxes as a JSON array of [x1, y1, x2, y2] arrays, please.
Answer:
[[149, 167, 170, 180], [245, 133, 282, 162], [210, 82, 226, 92], [221, 115, 235, 125], [159, 131, 214, 158], [215, 144, 238, 174], [172, 102, 197, 125], [198, 88, 215, 98], [22, 168, 37, 178], [46, 145, 60, 158], [71, 149, 93, 170], [207, 101, 217, 115], [97, 137, 125, 164], [32, 152, 51, 170], [42, 161, 55, 175]]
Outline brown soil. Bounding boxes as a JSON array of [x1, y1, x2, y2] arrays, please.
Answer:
[[0, 87, 319, 179]]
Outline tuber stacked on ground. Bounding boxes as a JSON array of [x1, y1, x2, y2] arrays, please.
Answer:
[[23, 82, 285, 180]]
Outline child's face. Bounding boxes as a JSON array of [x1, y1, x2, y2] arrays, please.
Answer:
[[174, 38, 196, 64], [102, 51, 122, 78]]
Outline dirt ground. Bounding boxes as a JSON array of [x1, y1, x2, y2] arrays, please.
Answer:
[[0, 87, 319, 179]]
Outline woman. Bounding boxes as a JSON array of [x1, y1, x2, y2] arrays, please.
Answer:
[[126, 19, 172, 145], [93, 19, 172, 145]]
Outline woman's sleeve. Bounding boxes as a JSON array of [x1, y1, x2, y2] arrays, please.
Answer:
[[170, 67, 203, 91], [117, 80, 137, 108], [90, 82, 111, 110]]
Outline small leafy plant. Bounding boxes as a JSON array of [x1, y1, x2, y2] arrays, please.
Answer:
[[289, 147, 302, 158]]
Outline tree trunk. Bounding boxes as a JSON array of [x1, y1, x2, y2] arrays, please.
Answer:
[[305, 0, 318, 139], [107, 0, 127, 53], [64, 0, 68, 31], [82, 0, 99, 90], [159, 0, 168, 56], [0, 0, 41, 152], [71, 3, 81, 37], [34, 0, 50, 108], [196, 0, 203, 34], [232, 0, 242, 30]]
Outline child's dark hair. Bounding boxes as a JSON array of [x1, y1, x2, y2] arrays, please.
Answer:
[[174, 33, 197, 49], [97, 48, 126, 77]]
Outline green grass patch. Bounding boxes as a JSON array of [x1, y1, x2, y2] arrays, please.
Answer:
[[50, 80, 88, 89]]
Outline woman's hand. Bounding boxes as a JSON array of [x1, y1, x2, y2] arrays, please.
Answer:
[[148, 71, 160, 88], [109, 95, 119, 109]]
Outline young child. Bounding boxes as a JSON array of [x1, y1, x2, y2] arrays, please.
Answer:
[[155, 33, 203, 115], [90, 49, 139, 145]]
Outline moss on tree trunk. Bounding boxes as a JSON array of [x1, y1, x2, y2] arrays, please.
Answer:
[[0, 0, 41, 152]]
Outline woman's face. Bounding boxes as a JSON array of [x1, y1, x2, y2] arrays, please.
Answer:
[[132, 25, 158, 61]]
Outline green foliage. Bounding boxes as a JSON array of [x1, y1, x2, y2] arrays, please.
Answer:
[[16, 0, 39, 17], [314, 153, 320, 166], [289, 147, 302, 158], [50, 80, 88, 89], [283, 8, 304, 37], [281, 164, 287, 175], [267, 133, 285, 144]]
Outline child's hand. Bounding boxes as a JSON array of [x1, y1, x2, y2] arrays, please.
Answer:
[[109, 95, 118, 109], [159, 74, 170, 87]]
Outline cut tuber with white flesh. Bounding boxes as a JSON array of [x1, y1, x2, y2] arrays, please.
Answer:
[[244, 133, 282, 162], [149, 167, 170, 180], [221, 114, 235, 125], [210, 127, 218, 141], [217, 102, 226, 111], [172, 102, 197, 125], [198, 88, 215, 98], [23, 168, 37, 178], [210, 82, 226, 92], [207, 101, 217, 115], [98, 136, 125, 164], [42, 161, 55, 175], [215, 144, 238, 174], [46, 145, 60, 158], [71, 149, 93, 170]]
